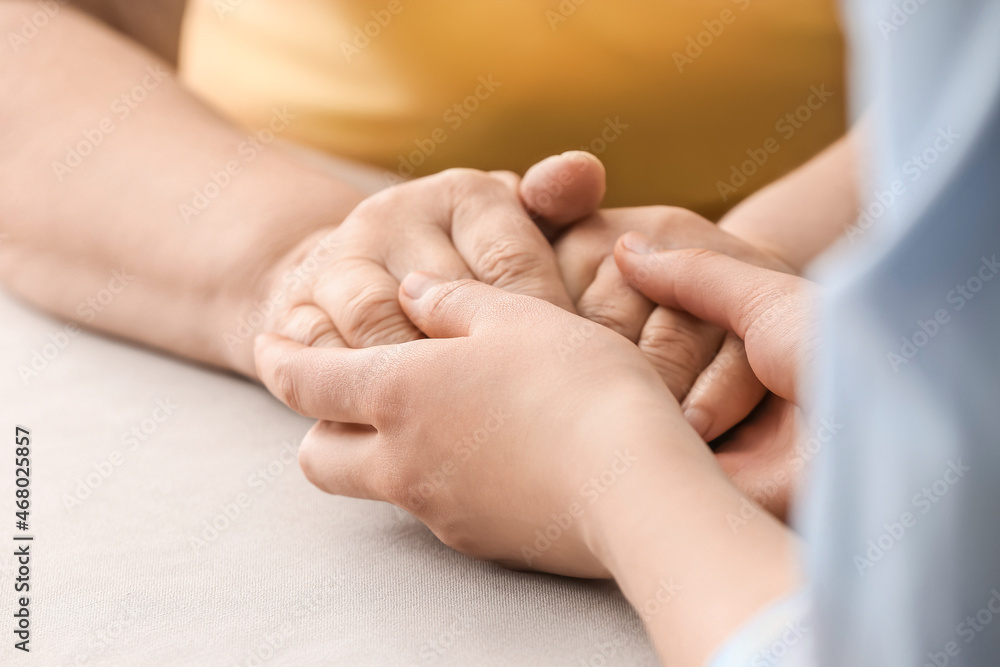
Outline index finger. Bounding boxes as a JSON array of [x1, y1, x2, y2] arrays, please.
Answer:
[[254, 332, 404, 426]]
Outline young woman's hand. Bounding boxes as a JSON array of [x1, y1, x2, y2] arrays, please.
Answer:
[[254, 275, 721, 578], [614, 237, 819, 518], [551, 206, 794, 442], [614, 237, 817, 402], [254, 273, 800, 667]]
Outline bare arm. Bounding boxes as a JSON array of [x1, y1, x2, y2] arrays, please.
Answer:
[[0, 2, 366, 375], [720, 133, 860, 272]]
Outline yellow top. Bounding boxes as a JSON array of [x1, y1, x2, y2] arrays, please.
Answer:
[[180, 0, 845, 218]]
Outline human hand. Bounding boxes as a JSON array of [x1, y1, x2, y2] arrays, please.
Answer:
[[614, 241, 818, 517], [548, 206, 793, 441], [614, 241, 816, 401], [255, 153, 605, 358], [254, 275, 722, 578]]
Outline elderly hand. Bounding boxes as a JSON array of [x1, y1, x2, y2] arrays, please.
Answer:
[[254, 152, 605, 356]]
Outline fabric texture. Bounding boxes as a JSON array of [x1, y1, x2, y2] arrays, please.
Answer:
[[0, 293, 658, 666], [179, 0, 845, 218]]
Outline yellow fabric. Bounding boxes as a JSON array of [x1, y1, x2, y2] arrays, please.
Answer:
[[180, 0, 845, 218]]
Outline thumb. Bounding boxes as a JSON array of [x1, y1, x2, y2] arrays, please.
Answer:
[[520, 151, 606, 228], [399, 273, 515, 339], [614, 233, 816, 401]]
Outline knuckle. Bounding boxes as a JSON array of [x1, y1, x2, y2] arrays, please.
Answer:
[[432, 520, 482, 557], [476, 236, 544, 286], [436, 167, 486, 192], [582, 303, 634, 337], [277, 305, 338, 347], [647, 205, 697, 232], [349, 188, 397, 220], [639, 322, 713, 391], [341, 282, 415, 347], [673, 246, 724, 267]]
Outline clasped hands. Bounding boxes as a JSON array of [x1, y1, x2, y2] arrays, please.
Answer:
[[252, 151, 816, 577]]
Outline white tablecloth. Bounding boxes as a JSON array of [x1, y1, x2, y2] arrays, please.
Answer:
[[0, 291, 659, 666]]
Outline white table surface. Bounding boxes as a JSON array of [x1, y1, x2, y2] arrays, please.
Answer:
[[0, 290, 659, 666]]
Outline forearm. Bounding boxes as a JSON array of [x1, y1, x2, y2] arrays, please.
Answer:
[[584, 420, 800, 665], [719, 134, 859, 272], [0, 3, 366, 376]]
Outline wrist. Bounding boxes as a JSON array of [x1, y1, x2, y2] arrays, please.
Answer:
[[579, 417, 800, 665], [210, 175, 365, 377]]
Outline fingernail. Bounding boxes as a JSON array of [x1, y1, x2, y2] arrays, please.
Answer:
[[401, 272, 444, 299], [622, 231, 656, 255], [682, 406, 712, 438]]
